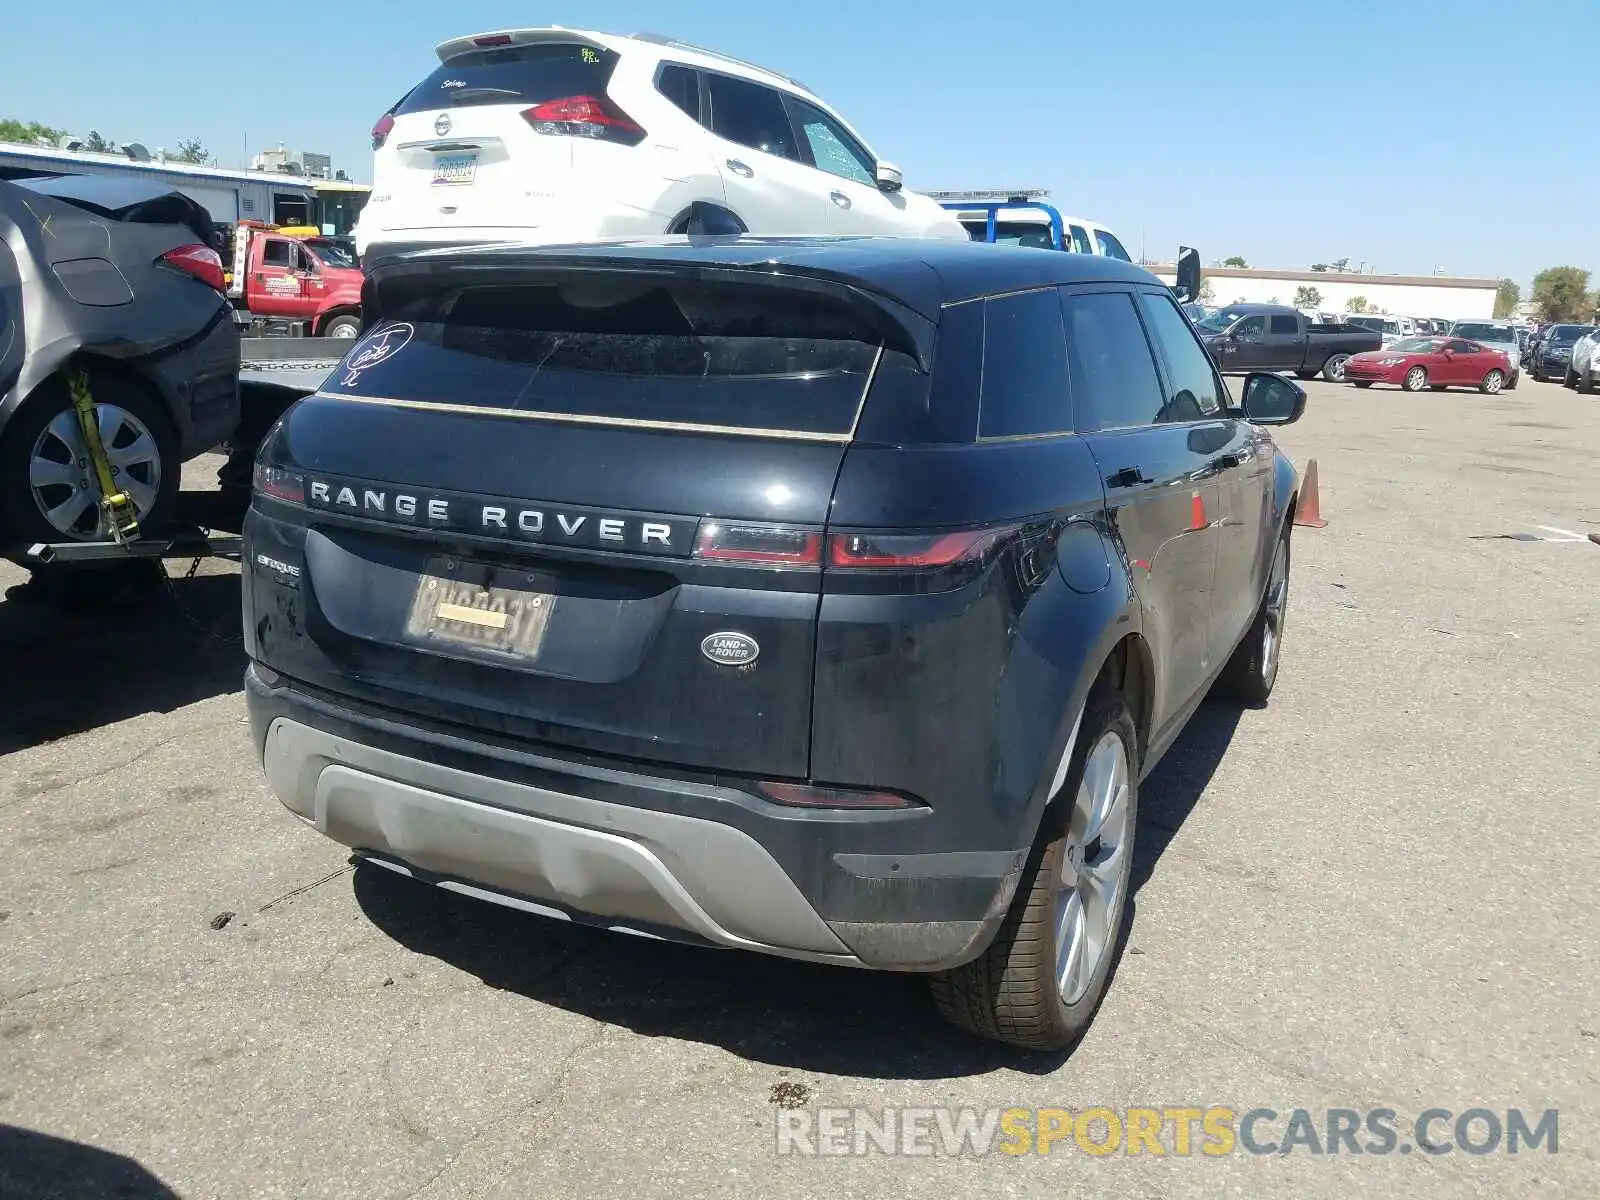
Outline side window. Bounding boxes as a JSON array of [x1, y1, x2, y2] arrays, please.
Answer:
[[1233, 315, 1266, 340], [786, 98, 876, 186], [261, 239, 292, 268], [707, 74, 800, 161], [1067, 224, 1092, 254], [1137, 292, 1225, 423], [656, 64, 701, 120], [1093, 229, 1133, 262], [977, 290, 1072, 439], [1268, 314, 1299, 335], [294, 245, 319, 273], [1449, 339, 1477, 353], [1059, 291, 1165, 432]]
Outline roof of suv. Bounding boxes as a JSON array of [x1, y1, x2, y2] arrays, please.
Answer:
[[435, 27, 816, 98], [375, 236, 1163, 319]]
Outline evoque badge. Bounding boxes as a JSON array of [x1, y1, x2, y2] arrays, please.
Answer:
[[701, 632, 760, 667]]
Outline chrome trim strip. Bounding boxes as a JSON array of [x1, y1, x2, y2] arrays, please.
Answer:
[[312, 391, 855, 444]]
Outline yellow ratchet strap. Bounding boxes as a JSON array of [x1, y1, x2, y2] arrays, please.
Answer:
[[68, 370, 140, 543]]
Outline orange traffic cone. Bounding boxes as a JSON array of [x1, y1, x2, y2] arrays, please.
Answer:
[[1295, 459, 1328, 529]]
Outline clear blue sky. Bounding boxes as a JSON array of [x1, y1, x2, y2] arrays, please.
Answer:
[[3, 0, 1593, 286]]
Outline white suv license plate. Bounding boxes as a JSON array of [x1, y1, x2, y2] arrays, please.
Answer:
[[432, 154, 477, 186]]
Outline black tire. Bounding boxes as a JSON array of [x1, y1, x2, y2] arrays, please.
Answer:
[[1564, 367, 1577, 388], [1214, 525, 1290, 705], [1479, 369, 1505, 395], [1532, 364, 1544, 382], [930, 680, 1138, 1052], [1295, 369, 1318, 381], [1401, 365, 1428, 392], [1352, 381, 1373, 389], [1507, 369, 1519, 391], [1321, 353, 1350, 382], [1580, 370, 1596, 396], [320, 313, 362, 339], [0, 371, 179, 550]]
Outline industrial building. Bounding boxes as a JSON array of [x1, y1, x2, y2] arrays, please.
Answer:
[[1147, 263, 1498, 321], [0, 141, 367, 234]]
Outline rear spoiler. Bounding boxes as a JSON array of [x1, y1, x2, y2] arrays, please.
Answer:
[[360, 246, 939, 370]]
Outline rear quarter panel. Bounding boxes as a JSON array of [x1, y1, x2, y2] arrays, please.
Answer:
[[813, 438, 1140, 854]]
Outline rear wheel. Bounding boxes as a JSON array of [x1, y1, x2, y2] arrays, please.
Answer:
[[0, 372, 179, 550], [1214, 525, 1290, 704], [320, 314, 361, 339], [1322, 353, 1350, 382], [1479, 369, 1505, 395], [930, 681, 1137, 1051], [1564, 367, 1577, 388], [1402, 366, 1428, 392], [1580, 369, 1596, 396], [1352, 381, 1373, 389]]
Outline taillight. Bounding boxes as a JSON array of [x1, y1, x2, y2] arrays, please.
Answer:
[[694, 521, 821, 567], [252, 463, 305, 505], [757, 781, 922, 810], [522, 95, 645, 145], [159, 244, 226, 293], [827, 525, 1019, 570], [371, 112, 395, 150]]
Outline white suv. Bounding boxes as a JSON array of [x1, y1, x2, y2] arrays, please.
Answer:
[[356, 28, 967, 255]]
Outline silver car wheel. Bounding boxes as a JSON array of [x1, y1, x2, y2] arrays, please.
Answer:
[[1055, 730, 1132, 1005], [28, 404, 162, 539]]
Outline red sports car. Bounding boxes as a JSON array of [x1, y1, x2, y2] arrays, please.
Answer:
[[1343, 337, 1513, 393]]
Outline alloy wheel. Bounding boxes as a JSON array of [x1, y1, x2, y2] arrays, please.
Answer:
[[1054, 730, 1132, 1005], [28, 404, 162, 539]]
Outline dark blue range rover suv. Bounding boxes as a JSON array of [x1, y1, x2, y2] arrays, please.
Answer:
[[242, 237, 1304, 1050]]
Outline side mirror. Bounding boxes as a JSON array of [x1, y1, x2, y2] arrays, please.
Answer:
[[1173, 246, 1201, 303], [1241, 372, 1305, 425], [875, 162, 903, 193]]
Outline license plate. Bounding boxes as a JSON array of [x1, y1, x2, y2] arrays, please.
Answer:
[[404, 557, 555, 659], [432, 154, 477, 186]]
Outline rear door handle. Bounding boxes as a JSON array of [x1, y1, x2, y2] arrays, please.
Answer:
[[829, 191, 852, 209], [1105, 466, 1150, 489], [726, 159, 754, 177]]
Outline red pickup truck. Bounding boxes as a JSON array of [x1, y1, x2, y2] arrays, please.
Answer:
[[225, 223, 364, 338]]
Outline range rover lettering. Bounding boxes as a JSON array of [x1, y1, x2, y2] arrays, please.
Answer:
[[243, 238, 1305, 1049]]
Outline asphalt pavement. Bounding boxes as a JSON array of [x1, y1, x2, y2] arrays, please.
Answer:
[[2, 375, 1597, 1199]]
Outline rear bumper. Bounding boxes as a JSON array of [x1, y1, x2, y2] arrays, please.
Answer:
[[246, 667, 1020, 971]]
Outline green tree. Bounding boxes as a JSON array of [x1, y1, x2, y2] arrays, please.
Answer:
[[1223, 255, 1249, 268], [174, 136, 209, 164], [1530, 267, 1591, 322], [1294, 285, 1323, 308], [81, 129, 115, 152], [0, 117, 65, 145], [1493, 278, 1520, 319], [1346, 295, 1371, 314], [1331, 257, 1352, 272], [1310, 263, 1330, 272]]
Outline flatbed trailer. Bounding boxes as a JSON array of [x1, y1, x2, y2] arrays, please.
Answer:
[[9, 338, 347, 569]]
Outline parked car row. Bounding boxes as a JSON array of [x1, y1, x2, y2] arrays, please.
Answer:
[[1525, 322, 1600, 384]]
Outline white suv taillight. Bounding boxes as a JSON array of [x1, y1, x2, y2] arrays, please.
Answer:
[[521, 95, 645, 145]]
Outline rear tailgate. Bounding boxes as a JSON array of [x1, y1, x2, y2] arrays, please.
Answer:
[[251, 258, 924, 778], [376, 36, 630, 235]]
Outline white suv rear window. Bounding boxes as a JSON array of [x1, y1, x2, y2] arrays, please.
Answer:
[[395, 43, 620, 115]]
